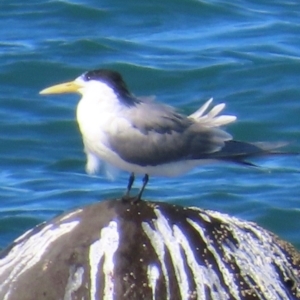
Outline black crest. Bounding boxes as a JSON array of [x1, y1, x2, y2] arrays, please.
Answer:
[[83, 69, 140, 106]]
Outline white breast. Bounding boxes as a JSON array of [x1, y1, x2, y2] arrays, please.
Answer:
[[76, 82, 132, 174]]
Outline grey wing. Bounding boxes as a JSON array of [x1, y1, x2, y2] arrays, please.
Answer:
[[108, 101, 232, 166]]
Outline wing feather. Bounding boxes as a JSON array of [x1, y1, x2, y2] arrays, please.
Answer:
[[108, 100, 232, 166]]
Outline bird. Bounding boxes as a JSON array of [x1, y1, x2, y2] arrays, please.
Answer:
[[40, 69, 283, 202]]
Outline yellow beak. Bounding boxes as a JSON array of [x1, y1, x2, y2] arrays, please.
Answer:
[[39, 81, 82, 95]]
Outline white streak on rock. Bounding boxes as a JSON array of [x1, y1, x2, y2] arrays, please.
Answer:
[[60, 209, 83, 222], [13, 228, 34, 243], [147, 264, 160, 300], [89, 221, 119, 300], [173, 224, 211, 299], [89, 239, 102, 300], [186, 219, 240, 300], [207, 210, 299, 299], [0, 221, 79, 298], [142, 222, 170, 300], [152, 209, 189, 299], [198, 212, 211, 223], [64, 266, 84, 300]]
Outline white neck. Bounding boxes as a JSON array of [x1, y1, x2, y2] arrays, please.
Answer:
[[76, 80, 125, 152]]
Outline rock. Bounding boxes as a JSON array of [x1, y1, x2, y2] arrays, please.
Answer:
[[0, 198, 299, 299]]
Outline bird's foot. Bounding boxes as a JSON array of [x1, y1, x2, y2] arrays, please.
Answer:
[[121, 194, 130, 202], [121, 173, 148, 204], [121, 193, 142, 204]]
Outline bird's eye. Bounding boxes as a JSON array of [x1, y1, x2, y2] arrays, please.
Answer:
[[83, 73, 93, 81]]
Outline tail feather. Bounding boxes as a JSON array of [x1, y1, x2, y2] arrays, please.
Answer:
[[214, 140, 294, 165], [189, 98, 237, 127]]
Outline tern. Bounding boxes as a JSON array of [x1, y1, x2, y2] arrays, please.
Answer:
[[40, 69, 282, 201]]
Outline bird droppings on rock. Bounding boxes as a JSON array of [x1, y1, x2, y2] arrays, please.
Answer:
[[0, 198, 299, 300]]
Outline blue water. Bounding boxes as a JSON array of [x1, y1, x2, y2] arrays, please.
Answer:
[[0, 0, 300, 250]]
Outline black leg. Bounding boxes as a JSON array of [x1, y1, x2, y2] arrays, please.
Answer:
[[135, 174, 149, 202], [125, 172, 135, 197]]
